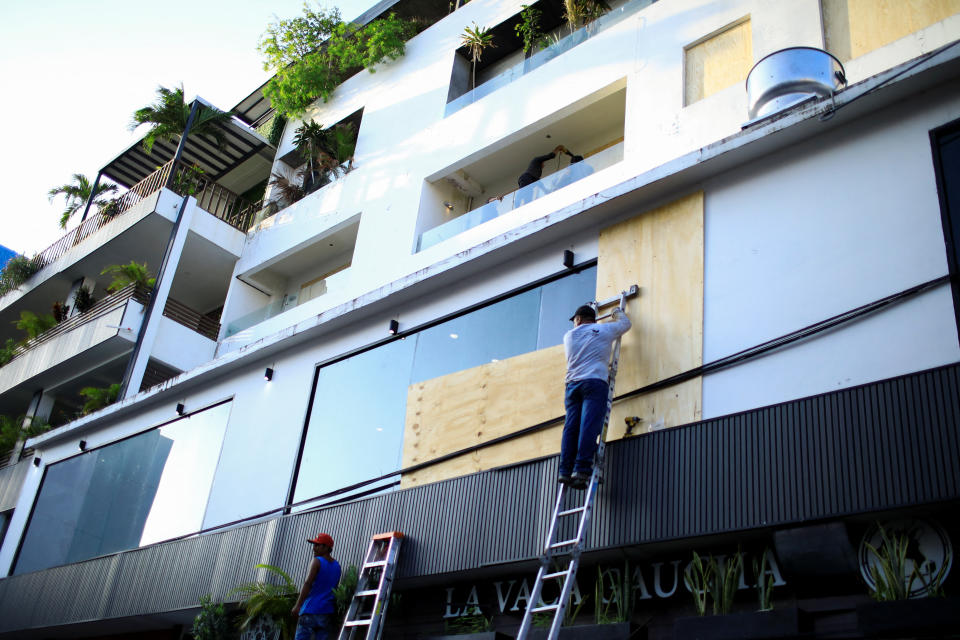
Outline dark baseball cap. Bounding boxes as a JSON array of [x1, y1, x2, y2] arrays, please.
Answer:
[[570, 305, 596, 321]]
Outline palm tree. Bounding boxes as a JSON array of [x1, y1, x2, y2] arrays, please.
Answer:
[[460, 23, 495, 90], [101, 261, 156, 292], [48, 174, 119, 229], [130, 84, 233, 154], [229, 563, 299, 640]]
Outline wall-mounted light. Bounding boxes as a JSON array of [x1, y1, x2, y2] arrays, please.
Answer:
[[563, 249, 575, 269], [388, 319, 399, 335], [443, 201, 455, 213], [176, 403, 186, 416], [33, 457, 41, 467], [264, 367, 274, 381], [78, 440, 87, 451]]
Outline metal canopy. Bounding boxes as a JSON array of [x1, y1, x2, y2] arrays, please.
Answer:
[[101, 101, 275, 190]]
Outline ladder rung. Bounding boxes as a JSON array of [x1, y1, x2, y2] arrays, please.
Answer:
[[363, 560, 388, 568], [558, 506, 586, 517], [542, 569, 571, 580], [531, 603, 559, 613], [354, 589, 380, 597], [550, 539, 579, 549], [344, 619, 373, 627]]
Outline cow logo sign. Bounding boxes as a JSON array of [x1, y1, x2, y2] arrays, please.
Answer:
[[859, 519, 952, 598]]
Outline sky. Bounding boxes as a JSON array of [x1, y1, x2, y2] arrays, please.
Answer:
[[0, 0, 371, 256]]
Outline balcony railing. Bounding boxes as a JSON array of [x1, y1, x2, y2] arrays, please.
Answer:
[[162, 297, 220, 341], [418, 142, 624, 251], [1, 284, 150, 368], [27, 161, 257, 275], [445, 0, 654, 117]]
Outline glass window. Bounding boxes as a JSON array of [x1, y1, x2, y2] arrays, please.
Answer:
[[13, 402, 231, 575], [293, 267, 596, 504]]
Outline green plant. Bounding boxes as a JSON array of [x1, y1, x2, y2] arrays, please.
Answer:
[[753, 549, 775, 611], [257, 113, 288, 147], [170, 164, 206, 196], [229, 563, 298, 640], [259, 7, 416, 117], [0, 338, 18, 366], [0, 255, 42, 298], [333, 564, 358, 621], [52, 301, 70, 323], [101, 262, 156, 292], [73, 285, 96, 313], [192, 594, 232, 640], [79, 383, 121, 415], [48, 174, 120, 229], [862, 524, 948, 601], [563, 0, 609, 33], [443, 613, 493, 634], [714, 551, 742, 615], [2, 414, 53, 456], [15, 311, 57, 340], [684, 552, 714, 616], [595, 562, 632, 623], [269, 172, 307, 206], [515, 5, 548, 54], [131, 84, 233, 154], [460, 23, 495, 90]]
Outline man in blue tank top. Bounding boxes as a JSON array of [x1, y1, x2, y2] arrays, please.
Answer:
[[292, 532, 342, 640]]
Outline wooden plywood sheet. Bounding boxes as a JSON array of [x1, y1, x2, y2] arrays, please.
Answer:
[[402, 345, 566, 487], [823, 0, 960, 62], [597, 191, 704, 434], [685, 19, 753, 105]]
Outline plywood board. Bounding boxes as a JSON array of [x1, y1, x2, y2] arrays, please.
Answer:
[[823, 0, 960, 62], [685, 19, 753, 105], [597, 191, 704, 435], [401, 345, 566, 487]]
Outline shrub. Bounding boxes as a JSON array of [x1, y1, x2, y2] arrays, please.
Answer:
[[0, 255, 42, 297], [52, 301, 70, 323], [15, 311, 57, 340], [73, 285, 96, 313], [192, 594, 233, 640], [79, 383, 121, 415]]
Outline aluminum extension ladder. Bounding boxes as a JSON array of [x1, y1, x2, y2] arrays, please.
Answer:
[[516, 286, 638, 640], [337, 531, 404, 640]]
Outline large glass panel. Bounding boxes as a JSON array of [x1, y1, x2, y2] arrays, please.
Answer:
[[293, 268, 597, 504], [13, 403, 230, 575], [294, 338, 417, 505]]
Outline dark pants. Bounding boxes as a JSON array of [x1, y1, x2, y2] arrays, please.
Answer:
[[295, 613, 333, 640], [559, 378, 608, 476]]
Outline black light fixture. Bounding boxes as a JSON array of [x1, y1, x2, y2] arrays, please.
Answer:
[[264, 367, 274, 381], [33, 457, 41, 467], [176, 403, 186, 416], [388, 319, 399, 335], [563, 249, 575, 269], [79, 440, 87, 451]]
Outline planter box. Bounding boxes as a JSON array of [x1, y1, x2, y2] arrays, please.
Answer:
[[857, 597, 960, 637], [674, 608, 807, 640], [528, 622, 634, 639]]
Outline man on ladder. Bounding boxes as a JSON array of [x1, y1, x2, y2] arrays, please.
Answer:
[[560, 301, 631, 489]]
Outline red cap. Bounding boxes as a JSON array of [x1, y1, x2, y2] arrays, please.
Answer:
[[307, 533, 334, 548]]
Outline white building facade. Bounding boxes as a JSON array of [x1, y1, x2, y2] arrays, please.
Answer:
[[1, 0, 960, 637]]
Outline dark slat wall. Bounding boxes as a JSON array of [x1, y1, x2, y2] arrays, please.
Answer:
[[1, 363, 958, 634]]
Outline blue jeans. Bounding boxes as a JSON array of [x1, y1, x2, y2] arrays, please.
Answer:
[[295, 613, 333, 640], [560, 378, 608, 476]]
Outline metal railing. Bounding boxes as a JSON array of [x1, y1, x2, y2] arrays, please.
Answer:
[[27, 161, 255, 275], [1, 284, 150, 367], [162, 297, 220, 341]]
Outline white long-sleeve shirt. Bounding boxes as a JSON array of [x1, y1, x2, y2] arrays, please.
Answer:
[[563, 310, 632, 383]]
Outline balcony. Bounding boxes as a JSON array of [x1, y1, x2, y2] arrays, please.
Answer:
[[0, 285, 220, 415], [419, 141, 623, 251], [445, 0, 654, 117]]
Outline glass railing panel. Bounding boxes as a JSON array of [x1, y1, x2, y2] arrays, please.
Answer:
[[445, 0, 655, 117], [419, 142, 624, 251]]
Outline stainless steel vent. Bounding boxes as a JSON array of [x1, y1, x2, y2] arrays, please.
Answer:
[[746, 47, 846, 121]]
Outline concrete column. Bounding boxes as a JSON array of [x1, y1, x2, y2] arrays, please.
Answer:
[[121, 197, 197, 400]]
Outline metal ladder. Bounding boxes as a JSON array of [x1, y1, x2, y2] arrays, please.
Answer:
[[516, 286, 637, 640], [337, 531, 404, 640]]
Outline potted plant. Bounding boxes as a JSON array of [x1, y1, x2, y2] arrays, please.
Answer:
[[675, 550, 807, 640], [856, 523, 958, 637], [230, 563, 298, 640]]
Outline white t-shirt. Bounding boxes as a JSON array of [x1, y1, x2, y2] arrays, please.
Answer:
[[563, 310, 632, 383]]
